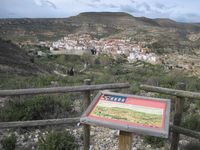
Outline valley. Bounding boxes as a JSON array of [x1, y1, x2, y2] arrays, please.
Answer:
[[0, 12, 200, 150]]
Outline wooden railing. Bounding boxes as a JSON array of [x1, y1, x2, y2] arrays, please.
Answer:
[[0, 82, 130, 96], [140, 83, 200, 150], [1, 81, 200, 150], [0, 79, 130, 150]]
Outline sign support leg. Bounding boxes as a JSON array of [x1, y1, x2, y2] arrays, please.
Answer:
[[119, 131, 133, 150], [83, 79, 91, 150]]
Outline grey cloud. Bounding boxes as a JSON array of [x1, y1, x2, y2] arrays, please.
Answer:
[[77, 0, 100, 4], [0, 0, 200, 22], [34, 0, 57, 9], [154, 2, 176, 11], [186, 13, 200, 18], [84, 2, 118, 9], [120, 2, 151, 15], [120, 5, 142, 13], [137, 2, 151, 12], [85, 3, 97, 8], [174, 13, 200, 23], [175, 16, 189, 22], [78, 0, 101, 8], [101, 3, 118, 9], [45, 1, 57, 9], [155, 3, 166, 9], [0, 0, 58, 18]]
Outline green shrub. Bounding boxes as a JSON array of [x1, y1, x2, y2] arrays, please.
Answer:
[[1, 134, 17, 150], [0, 95, 74, 122], [115, 54, 127, 64], [56, 55, 67, 65], [97, 54, 113, 66], [197, 101, 200, 109], [81, 53, 96, 67], [182, 114, 200, 131], [144, 136, 165, 148], [38, 130, 77, 150]]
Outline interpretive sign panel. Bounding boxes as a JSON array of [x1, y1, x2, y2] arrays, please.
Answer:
[[80, 91, 171, 138]]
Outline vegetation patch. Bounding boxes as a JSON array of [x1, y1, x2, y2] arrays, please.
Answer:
[[182, 114, 200, 132], [38, 130, 77, 150], [144, 136, 165, 148], [0, 95, 76, 122], [0, 134, 17, 150]]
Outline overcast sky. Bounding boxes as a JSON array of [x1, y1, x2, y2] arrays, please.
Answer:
[[1, 0, 200, 23]]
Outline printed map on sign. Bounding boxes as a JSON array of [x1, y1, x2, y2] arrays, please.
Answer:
[[89, 94, 166, 128], [81, 91, 171, 138]]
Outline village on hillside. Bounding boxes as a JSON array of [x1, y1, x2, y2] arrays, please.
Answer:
[[39, 34, 159, 64]]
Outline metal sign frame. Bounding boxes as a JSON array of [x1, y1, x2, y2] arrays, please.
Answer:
[[80, 91, 171, 138]]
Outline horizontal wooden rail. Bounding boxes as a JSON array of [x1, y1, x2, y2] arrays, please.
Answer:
[[0, 118, 199, 140], [0, 117, 80, 129], [140, 84, 200, 100], [170, 124, 200, 140], [0, 83, 129, 97]]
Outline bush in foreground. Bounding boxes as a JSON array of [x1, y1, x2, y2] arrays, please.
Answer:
[[0, 95, 73, 122], [144, 136, 165, 148], [0, 134, 17, 150], [182, 114, 200, 132], [38, 130, 77, 150]]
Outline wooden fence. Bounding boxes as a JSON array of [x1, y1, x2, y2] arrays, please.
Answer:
[[140, 83, 200, 150], [0, 81, 200, 150], [0, 80, 129, 150]]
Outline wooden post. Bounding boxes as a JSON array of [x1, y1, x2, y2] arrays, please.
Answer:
[[83, 79, 91, 150], [170, 82, 186, 150], [119, 131, 133, 150]]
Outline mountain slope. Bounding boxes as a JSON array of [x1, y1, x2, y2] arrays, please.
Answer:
[[0, 12, 200, 54], [0, 12, 199, 42], [0, 38, 44, 75], [68, 12, 156, 27]]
